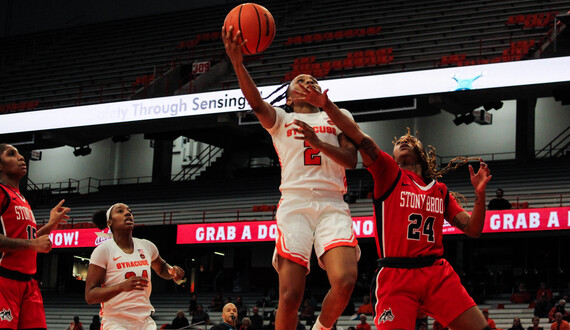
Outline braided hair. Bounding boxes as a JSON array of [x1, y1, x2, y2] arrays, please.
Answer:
[[263, 82, 291, 112], [394, 128, 480, 206]]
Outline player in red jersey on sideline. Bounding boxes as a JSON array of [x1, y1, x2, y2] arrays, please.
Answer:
[[289, 86, 493, 330], [223, 25, 359, 330], [0, 143, 70, 330]]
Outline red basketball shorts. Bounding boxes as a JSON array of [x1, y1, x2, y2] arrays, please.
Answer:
[[372, 258, 475, 329], [0, 276, 46, 329]]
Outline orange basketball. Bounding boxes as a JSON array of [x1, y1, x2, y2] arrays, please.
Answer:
[[224, 3, 276, 55]]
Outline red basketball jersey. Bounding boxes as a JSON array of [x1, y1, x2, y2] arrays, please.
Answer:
[[0, 184, 38, 275], [367, 150, 463, 259]]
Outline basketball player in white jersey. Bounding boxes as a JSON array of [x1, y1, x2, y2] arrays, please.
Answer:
[[85, 203, 185, 330], [223, 26, 360, 330]]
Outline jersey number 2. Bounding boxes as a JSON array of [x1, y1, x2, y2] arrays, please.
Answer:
[[304, 141, 321, 165], [407, 214, 435, 242]]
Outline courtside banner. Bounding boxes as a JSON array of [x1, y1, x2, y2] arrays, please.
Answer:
[[2, 56, 570, 134], [442, 206, 570, 235]]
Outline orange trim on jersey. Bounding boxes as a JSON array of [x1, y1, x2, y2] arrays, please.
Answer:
[[275, 226, 309, 268]]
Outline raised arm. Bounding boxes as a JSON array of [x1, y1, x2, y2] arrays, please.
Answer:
[[37, 199, 70, 237], [222, 25, 276, 129], [450, 161, 492, 237], [291, 84, 381, 166]]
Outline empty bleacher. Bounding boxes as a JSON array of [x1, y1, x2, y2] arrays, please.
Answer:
[[1, 0, 568, 111]]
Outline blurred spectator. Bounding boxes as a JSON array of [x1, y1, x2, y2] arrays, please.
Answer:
[[67, 316, 84, 330], [549, 300, 570, 323], [188, 293, 198, 316], [240, 317, 253, 330], [265, 309, 277, 330], [433, 320, 449, 330], [488, 188, 512, 210], [192, 304, 212, 325], [210, 303, 238, 330], [483, 309, 497, 330], [355, 314, 371, 330], [356, 295, 373, 316], [236, 296, 248, 321], [535, 291, 554, 318], [551, 312, 570, 330], [537, 282, 554, 303], [508, 317, 524, 330], [171, 311, 190, 329], [528, 316, 544, 330], [511, 283, 532, 304], [250, 306, 264, 330], [299, 298, 315, 326], [210, 292, 224, 312], [89, 315, 101, 330]]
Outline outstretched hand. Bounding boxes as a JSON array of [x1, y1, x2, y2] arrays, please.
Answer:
[[469, 159, 492, 194], [222, 25, 247, 66], [290, 83, 329, 109], [48, 199, 70, 227], [292, 119, 322, 150]]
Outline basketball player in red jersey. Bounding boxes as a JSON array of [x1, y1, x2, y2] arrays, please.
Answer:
[[223, 26, 359, 330], [290, 86, 493, 330], [0, 143, 70, 330]]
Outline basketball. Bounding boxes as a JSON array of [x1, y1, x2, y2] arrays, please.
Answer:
[[224, 3, 276, 55]]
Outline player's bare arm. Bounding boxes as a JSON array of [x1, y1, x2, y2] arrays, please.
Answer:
[[451, 161, 491, 237], [151, 255, 185, 282], [222, 25, 276, 129], [292, 119, 357, 169]]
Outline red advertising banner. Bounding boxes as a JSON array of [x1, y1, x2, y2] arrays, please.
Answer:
[[48, 207, 570, 248], [176, 217, 376, 244], [442, 206, 570, 235], [48, 228, 112, 248]]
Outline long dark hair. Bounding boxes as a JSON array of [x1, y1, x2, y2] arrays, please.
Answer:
[[263, 82, 292, 112]]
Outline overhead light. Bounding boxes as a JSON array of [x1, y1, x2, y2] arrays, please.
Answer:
[[73, 146, 91, 157], [214, 252, 225, 256], [73, 255, 90, 261]]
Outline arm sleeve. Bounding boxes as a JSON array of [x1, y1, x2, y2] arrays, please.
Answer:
[[366, 149, 401, 200]]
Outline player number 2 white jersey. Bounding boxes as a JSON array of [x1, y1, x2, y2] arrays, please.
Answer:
[[267, 107, 353, 193]]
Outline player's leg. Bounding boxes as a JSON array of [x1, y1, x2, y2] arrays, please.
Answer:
[[316, 246, 358, 329], [275, 256, 307, 330], [446, 306, 488, 330]]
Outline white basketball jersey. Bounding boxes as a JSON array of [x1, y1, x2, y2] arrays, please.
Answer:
[[267, 107, 353, 193], [89, 237, 158, 321]]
